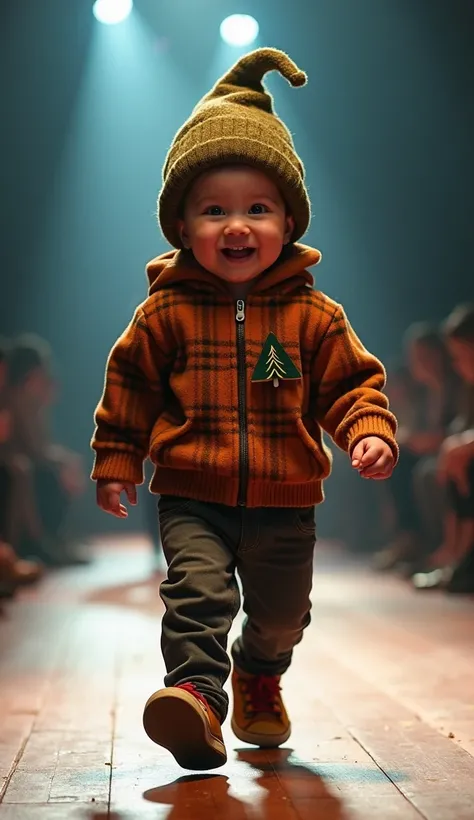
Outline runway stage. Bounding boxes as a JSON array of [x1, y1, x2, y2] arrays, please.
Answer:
[[1, 537, 473, 819]]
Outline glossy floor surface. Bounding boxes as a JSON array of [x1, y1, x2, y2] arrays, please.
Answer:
[[1, 537, 473, 819]]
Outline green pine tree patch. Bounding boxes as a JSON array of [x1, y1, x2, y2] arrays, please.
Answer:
[[251, 333, 301, 387]]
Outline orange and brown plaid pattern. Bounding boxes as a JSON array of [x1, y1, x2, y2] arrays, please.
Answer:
[[91, 244, 398, 508]]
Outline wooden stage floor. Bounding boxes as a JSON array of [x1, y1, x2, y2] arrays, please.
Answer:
[[1, 537, 473, 819]]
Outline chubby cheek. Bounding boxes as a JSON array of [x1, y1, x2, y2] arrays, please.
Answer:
[[258, 231, 287, 263], [189, 226, 220, 255], [258, 221, 288, 248], [187, 231, 221, 270], [191, 221, 220, 243]]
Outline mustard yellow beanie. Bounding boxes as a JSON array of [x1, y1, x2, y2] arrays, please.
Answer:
[[158, 47, 311, 249]]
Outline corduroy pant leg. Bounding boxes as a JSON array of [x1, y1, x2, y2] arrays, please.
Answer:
[[231, 506, 316, 677], [158, 496, 241, 723]]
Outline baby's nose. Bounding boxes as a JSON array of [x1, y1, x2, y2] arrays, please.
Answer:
[[224, 219, 250, 235]]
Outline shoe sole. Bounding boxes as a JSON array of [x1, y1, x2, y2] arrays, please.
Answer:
[[143, 688, 227, 770], [230, 716, 291, 748]]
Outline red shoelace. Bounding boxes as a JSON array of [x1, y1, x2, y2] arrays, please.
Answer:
[[176, 682, 209, 709], [240, 675, 282, 717]]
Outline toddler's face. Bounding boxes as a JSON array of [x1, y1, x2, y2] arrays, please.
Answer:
[[178, 165, 294, 289]]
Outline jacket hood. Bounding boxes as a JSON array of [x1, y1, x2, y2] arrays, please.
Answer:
[[146, 243, 322, 298]]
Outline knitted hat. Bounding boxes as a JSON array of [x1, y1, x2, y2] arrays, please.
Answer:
[[158, 47, 311, 249]]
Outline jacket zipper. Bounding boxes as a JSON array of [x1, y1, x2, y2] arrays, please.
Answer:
[[236, 299, 248, 506]]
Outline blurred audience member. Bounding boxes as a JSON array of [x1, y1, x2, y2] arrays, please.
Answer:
[[413, 304, 474, 592], [371, 362, 421, 545], [6, 334, 88, 566], [384, 361, 420, 430], [373, 323, 458, 571], [0, 388, 43, 596]]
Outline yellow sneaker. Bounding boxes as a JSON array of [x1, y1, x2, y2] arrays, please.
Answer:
[[143, 683, 227, 770], [231, 666, 291, 747]]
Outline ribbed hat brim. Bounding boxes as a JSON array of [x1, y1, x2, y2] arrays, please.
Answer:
[[159, 137, 310, 249]]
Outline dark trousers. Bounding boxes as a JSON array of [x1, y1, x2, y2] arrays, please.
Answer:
[[158, 496, 316, 723]]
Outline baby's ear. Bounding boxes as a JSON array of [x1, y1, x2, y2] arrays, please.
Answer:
[[283, 215, 295, 244], [177, 220, 190, 248]]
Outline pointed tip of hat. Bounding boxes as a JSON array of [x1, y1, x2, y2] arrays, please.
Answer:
[[221, 47, 307, 91], [288, 68, 307, 87]]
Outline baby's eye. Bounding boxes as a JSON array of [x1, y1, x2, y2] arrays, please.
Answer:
[[205, 205, 224, 216], [249, 203, 269, 214]]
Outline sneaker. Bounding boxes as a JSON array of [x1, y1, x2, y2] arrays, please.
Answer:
[[142, 683, 227, 770], [411, 565, 453, 590], [231, 666, 291, 747]]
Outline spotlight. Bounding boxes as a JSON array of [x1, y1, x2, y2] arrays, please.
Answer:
[[93, 0, 133, 25], [220, 14, 259, 47]]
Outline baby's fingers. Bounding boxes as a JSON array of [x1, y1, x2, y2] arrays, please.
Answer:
[[99, 489, 128, 518], [355, 445, 380, 470], [360, 452, 393, 479]]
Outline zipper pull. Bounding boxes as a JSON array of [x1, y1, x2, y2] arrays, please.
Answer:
[[236, 300, 245, 322]]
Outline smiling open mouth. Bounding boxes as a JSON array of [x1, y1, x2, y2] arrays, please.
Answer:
[[221, 247, 256, 260]]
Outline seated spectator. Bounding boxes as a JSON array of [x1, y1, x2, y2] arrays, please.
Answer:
[[0, 390, 43, 596], [412, 304, 474, 592], [370, 362, 421, 547], [6, 334, 88, 566], [384, 361, 421, 430], [372, 323, 459, 571]]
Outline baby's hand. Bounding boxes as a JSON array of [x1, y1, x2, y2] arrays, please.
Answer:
[[351, 436, 395, 480], [96, 480, 137, 518]]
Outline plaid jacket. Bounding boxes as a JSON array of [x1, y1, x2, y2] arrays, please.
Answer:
[[91, 244, 397, 507]]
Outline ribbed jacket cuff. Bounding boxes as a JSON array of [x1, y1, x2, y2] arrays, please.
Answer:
[[346, 416, 399, 463], [91, 451, 144, 484]]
